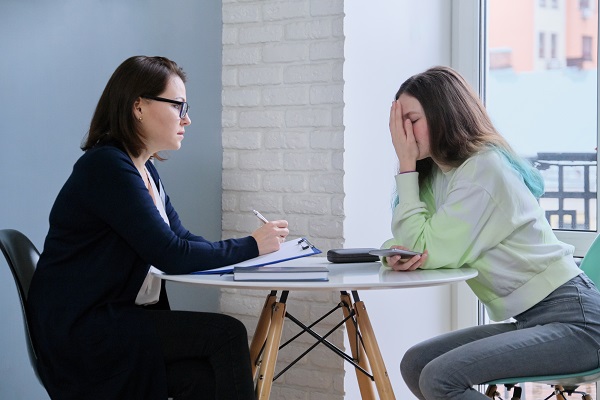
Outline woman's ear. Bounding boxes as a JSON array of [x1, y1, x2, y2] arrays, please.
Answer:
[[133, 97, 143, 121]]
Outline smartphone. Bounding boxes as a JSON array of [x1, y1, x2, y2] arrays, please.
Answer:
[[368, 248, 422, 259]]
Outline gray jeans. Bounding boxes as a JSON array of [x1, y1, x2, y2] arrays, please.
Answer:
[[400, 273, 600, 399]]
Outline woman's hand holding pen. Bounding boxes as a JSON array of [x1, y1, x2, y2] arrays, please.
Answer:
[[251, 219, 289, 255], [389, 100, 418, 173], [386, 245, 428, 271]]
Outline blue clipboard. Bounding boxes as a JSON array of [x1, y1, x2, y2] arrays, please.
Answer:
[[191, 237, 321, 275]]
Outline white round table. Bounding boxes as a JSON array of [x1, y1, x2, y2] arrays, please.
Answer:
[[155, 255, 477, 291], [154, 256, 477, 400]]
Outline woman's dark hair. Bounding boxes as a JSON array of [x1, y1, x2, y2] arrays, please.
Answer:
[[394, 66, 543, 197], [81, 56, 187, 158]]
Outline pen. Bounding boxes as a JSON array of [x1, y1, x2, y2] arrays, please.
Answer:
[[252, 209, 269, 224]]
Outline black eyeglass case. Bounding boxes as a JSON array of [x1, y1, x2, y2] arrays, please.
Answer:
[[326, 248, 380, 263]]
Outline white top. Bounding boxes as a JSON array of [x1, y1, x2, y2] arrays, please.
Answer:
[[152, 256, 477, 291], [135, 168, 168, 305]]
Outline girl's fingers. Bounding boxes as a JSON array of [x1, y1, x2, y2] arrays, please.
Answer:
[[389, 250, 428, 271], [403, 117, 413, 140]]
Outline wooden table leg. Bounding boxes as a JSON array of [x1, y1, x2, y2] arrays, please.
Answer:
[[341, 292, 376, 400], [354, 300, 396, 400], [255, 301, 286, 400], [250, 291, 277, 379]]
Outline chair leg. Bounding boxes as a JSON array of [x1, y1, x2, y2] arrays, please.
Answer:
[[485, 384, 499, 399], [484, 384, 523, 400], [510, 386, 522, 400], [554, 385, 567, 400], [554, 385, 592, 400]]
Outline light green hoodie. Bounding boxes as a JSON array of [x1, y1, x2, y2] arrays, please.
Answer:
[[382, 150, 581, 321]]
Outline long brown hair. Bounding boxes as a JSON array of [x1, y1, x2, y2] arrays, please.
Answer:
[[394, 66, 543, 198], [81, 56, 187, 158]]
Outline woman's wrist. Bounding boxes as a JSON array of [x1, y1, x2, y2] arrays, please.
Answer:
[[399, 159, 416, 173]]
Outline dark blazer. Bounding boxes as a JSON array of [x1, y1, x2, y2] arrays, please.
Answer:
[[28, 143, 258, 399]]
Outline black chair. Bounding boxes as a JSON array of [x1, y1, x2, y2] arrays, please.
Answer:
[[0, 229, 174, 399], [0, 229, 45, 389]]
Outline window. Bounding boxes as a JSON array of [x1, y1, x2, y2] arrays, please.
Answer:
[[452, 1, 599, 396], [581, 0, 595, 18], [582, 0, 591, 11], [583, 35, 593, 60], [485, 0, 598, 245]]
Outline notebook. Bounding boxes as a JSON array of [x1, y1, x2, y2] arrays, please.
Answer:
[[233, 265, 329, 281]]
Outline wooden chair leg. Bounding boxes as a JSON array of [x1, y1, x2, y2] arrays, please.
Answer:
[[250, 292, 277, 379], [554, 385, 567, 400], [255, 301, 286, 400], [354, 300, 396, 400], [485, 384, 499, 399], [340, 292, 376, 400]]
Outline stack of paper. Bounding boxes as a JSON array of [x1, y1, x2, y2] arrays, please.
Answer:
[[233, 265, 329, 281]]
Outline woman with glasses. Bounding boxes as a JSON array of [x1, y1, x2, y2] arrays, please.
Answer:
[[27, 56, 287, 399]]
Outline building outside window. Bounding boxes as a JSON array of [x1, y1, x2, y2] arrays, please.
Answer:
[[581, 0, 591, 11], [583, 34, 594, 59]]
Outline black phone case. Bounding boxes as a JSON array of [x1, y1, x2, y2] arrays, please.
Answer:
[[326, 248, 380, 263]]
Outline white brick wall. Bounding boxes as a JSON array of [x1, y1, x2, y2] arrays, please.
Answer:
[[221, 0, 346, 398]]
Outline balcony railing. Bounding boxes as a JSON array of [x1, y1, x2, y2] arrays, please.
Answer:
[[531, 152, 597, 230]]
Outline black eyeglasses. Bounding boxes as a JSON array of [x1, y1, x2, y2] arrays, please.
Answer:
[[142, 95, 189, 119]]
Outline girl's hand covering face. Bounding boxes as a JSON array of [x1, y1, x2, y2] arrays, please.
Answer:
[[389, 100, 419, 173], [385, 245, 428, 271]]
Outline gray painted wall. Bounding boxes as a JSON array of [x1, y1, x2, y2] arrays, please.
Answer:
[[0, 1, 222, 397]]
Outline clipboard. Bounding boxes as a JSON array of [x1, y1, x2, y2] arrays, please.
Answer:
[[192, 237, 322, 275]]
